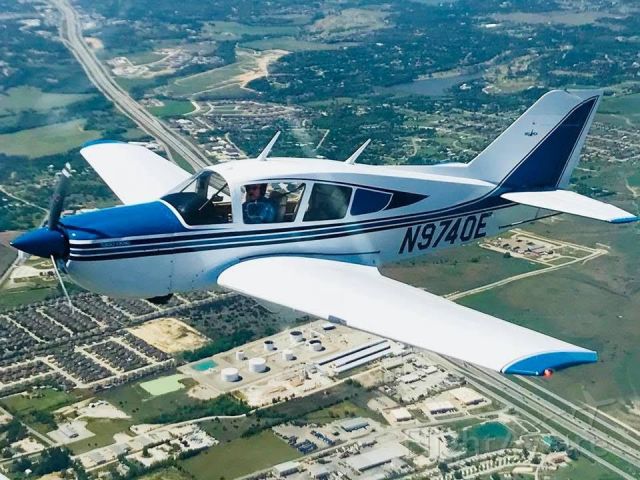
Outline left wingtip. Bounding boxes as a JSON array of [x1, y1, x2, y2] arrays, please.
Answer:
[[610, 215, 639, 224], [502, 350, 598, 376]]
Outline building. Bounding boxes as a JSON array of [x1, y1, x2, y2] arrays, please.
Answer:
[[424, 400, 456, 415], [345, 443, 411, 471], [273, 461, 300, 477], [340, 417, 370, 432], [450, 387, 485, 406], [390, 407, 412, 422]]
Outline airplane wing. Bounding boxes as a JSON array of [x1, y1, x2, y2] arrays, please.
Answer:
[[502, 190, 638, 223], [218, 256, 597, 376], [80, 140, 192, 205]]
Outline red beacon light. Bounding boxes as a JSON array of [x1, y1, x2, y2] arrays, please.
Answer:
[[543, 369, 554, 378]]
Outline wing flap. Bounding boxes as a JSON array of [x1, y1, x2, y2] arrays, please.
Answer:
[[502, 190, 637, 223], [80, 140, 192, 205], [218, 256, 597, 376]]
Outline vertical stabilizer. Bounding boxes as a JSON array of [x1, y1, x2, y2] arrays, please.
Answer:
[[468, 89, 602, 190]]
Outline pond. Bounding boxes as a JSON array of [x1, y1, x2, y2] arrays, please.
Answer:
[[192, 359, 218, 372], [388, 72, 482, 96]]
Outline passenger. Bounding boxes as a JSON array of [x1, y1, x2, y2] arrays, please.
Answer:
[[243, 183, 276, 224]]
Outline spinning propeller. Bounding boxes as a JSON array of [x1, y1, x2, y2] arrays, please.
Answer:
[[11, 164, 74, 308]]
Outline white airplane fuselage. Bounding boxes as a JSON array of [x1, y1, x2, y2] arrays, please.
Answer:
[[61, 158, 548, 298]]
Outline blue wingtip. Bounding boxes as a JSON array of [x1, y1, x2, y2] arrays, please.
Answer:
[[611, 216, 639, 224], [81, 139, 125, 148], [502, 351, 598, 376]]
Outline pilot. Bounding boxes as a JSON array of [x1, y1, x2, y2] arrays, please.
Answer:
[[243, 183, 276, 224]]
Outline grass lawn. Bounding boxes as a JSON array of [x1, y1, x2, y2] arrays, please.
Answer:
[[148, 99, 195, 118], [553, 456, 622, 480], [0, 86, 92, 115], [180, 430, 300, 479], [67, 418, 133, 454], [304, 399, 381, 425], [137, 467, 192, 480], [0, 119, 101, 158], [1, 388, 79, 415]]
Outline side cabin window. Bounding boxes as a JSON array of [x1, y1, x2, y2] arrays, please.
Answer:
[[243, 182, 305, 224], [350, 188, 392, 216], [304, 183, 352, 221], [162, 171, 232, 225]]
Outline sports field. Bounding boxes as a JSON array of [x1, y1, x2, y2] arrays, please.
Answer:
[[140, 374, 188, 396]]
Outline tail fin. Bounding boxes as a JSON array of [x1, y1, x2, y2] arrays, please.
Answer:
[[468, 89, 602, 190]]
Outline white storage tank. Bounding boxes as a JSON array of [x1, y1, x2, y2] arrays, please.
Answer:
[[236, 350, 246, 361], [221, 367, 240, 382], [309, 339, 323, 352], [282, 349, 295, 361], [289, 330, 304, 343], [249, 357, 267, 373], [264, 340, 276, 352]]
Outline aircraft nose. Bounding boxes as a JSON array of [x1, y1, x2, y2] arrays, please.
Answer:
[[10, 228, 67, 259]]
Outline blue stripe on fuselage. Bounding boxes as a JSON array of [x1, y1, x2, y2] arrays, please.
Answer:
[[68, 197, 514, 261]]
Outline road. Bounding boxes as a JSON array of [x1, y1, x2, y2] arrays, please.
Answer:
[[51, 0, 210, 171], [438, 357, 640, 479]]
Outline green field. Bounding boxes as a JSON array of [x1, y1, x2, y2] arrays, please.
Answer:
[[242, 37, 352, 52], [0, 119, 101, 158], [148, 99, 195, 117], [137, 467, 191, 480], [0, 86, 92, 115], [552, 456, 622, 480], [126, 50, 166, 65], [1, 389, 78, 415], [67, 418, 133, 454], [304, 399, 383, 425], [383, 243, 542, 296], [166, 48, 281, 97], [203, 21, 298, 41], [180, 430, 300, 479]]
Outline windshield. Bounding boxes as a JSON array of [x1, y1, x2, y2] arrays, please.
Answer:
[[162, 171, 232, 225]]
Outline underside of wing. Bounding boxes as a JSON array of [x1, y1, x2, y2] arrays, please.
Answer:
[[80, 140, 192, 205], [502, 190, 638, 223], [218, 256, 597, 376]]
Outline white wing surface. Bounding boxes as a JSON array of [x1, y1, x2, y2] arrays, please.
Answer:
[[503, 190, 637, 223], [80, 141, 191, 205], [218, 257, 597, 376]]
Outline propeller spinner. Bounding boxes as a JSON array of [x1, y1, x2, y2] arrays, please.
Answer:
[[11, 164, 71, 258]]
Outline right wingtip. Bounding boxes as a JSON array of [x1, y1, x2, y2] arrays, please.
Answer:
[[501, 350, 598, 376]]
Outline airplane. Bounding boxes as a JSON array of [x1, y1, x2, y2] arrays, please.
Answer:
[[10, 89, 638, 378]]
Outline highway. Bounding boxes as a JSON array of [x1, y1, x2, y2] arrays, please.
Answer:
[[51, 0, 209, 171], [438, 356, 640, 479]]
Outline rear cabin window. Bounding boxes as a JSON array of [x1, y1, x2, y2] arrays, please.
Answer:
[[242, 182, 305, 224], [162, 171, 232, 225], [350, 188, 392, 216], [304, 183, 352, 221]]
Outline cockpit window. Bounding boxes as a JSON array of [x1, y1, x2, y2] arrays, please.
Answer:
[[162, 171, 232, 225], [243, 182, 305, 224], [303, 183, 352, 221]]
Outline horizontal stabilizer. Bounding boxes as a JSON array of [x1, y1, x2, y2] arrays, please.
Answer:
[[219, 256, 597, 376], [502, 190, 638, 223], [80, 140, 191, 205]]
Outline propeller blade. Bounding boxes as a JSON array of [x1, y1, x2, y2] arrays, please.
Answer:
[[50, 255, 74, 311], [48, 163, 72, 230]]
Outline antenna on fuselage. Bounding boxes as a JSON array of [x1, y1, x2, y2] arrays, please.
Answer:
[[344, 139, 371, 165], [256, 131, 281, 161]]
